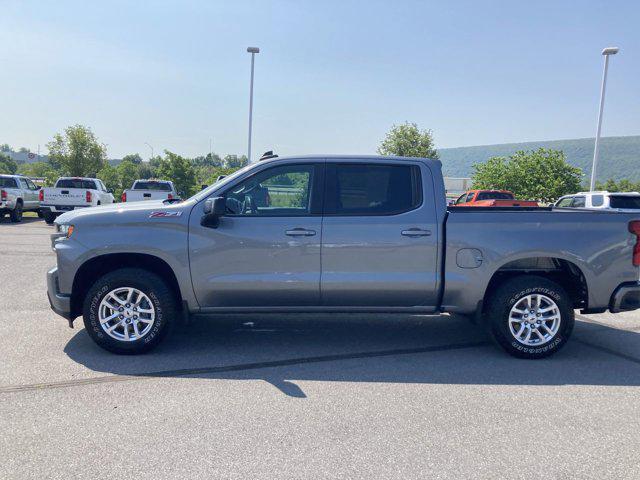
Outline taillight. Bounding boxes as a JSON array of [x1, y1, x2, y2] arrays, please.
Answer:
[[39, 189, 44, 202], [167, 193, 173, 200], [121, 192, 127, 202], [629, 221, 640, 266], [1, 190, 6, 201], [86, 190, 92, 203]]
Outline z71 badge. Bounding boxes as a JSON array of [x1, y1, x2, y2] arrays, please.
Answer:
[[149, 211, 183, 218]]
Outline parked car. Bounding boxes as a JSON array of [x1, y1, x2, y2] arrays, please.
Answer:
[[121, 180, 178, 203], [555, 191, 640, 211], [0, 174, 42, 222], [454, 189, 539, 207], [40, 177, 114, 224], [47, 155, 640, 359]]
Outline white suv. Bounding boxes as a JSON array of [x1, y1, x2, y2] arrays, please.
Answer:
[[555, 191, 640, 211]]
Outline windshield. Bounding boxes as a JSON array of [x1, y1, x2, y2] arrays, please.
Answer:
[[477, 191, 514, 201], [56, 179, 97, 189], [610, 195, 640, 209], [133, 181, 172, 191], [189, 163, 258, 202], [0, 177, 18, 188]]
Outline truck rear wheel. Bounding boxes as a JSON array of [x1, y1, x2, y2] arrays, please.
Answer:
[[9, 202, 23, 223], [82, 268, 176, 354], [485, 275, 574, 359]]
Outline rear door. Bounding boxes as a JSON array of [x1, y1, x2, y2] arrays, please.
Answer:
[[320, 160, 439, 308]]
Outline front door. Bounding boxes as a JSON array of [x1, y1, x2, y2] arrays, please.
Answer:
[[189, 162, 324, 308], [320, 161, 439, 308]]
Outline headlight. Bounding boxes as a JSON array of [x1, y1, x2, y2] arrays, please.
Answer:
[[57, 224, 75, 239]]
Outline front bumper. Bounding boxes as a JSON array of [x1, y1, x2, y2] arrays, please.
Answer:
[[610, 282, 640, 313], [47, 267, 73, 322]]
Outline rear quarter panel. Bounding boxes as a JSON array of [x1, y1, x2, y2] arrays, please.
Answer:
[[443, 209, 640, 313]]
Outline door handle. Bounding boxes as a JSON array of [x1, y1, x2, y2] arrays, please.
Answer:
[[285, 228, 316, 237], [401, 228, 431, 237]]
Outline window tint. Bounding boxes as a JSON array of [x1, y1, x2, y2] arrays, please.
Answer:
[[133, 181, 172, 191], [19, 178, 29, 189], [476, 191, 514, 201], [0, 177, 18, 188], [325, 164, 421, 215], [555, 197, 573, 207], [56, 179, 97, 189], [466, 192, 475, 202], [571, 196, 586, 207], [224, 164, 314, 216], [26, 179, 37, 190], [610, 195, 640, 209], [455, 193, 467, 205], [591, 194, 604, 207]]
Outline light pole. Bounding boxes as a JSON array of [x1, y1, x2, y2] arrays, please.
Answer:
[[144, 142, 154, 160], [589, 47, 619, 191], [246, 47, 260, 163]]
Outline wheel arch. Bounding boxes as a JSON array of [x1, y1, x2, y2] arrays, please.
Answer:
[[70, 253, 184, 318], [482, 256, 589, 312]]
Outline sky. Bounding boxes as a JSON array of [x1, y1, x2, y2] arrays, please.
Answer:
[[1, 0, 638, 160]]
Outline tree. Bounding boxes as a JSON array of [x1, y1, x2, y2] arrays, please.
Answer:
[[596, 178, 640, 192], [472, 148, 583, 203], [46, 125, 107, 176], [122, 153, 143, 164], [377, 122, 439, 159], [137, 162, 155, 180], [116, 160, 140, 192], [0, 153, 18, 174], [224, 154, 249, 168], [17, 161, 59, 185], [0, 144, 12, 152], [97, 164, 120, 194], [156, 151, 197, 197]]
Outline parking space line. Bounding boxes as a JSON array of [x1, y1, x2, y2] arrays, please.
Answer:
[[0, 341, 488, 395]]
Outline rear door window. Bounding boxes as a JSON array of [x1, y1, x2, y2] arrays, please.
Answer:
[[610, 195, 640, 209], [324, 163, 422, 215], [591, 195, 604, 207]]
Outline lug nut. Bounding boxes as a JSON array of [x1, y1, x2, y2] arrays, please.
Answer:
[[119, 315, 124, 319], [125, 303, 131, 308], [118, 307, 124, 312], [133, 315, 138, 320]]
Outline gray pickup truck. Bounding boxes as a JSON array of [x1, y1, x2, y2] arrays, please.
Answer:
[[47, 155, 640, 358]]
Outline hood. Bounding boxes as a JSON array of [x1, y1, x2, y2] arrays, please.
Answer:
[[55, 200, 190, 225]]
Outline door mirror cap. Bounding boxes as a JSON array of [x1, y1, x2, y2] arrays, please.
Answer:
[[203, 196, 226, 216]]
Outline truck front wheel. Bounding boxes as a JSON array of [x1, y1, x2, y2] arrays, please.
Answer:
[[82, 268, 176, 354], [485, 275, 574, 359]]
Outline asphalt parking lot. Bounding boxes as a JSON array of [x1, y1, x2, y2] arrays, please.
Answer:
[[2, 219, 640, 479]]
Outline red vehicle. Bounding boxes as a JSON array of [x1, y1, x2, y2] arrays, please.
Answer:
[[453, 189, 539, 207]]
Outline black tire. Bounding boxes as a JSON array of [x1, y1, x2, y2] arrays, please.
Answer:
[[82, 268, 176, 354], [37, 210, 44, 218], [485, 275, 574, 359], [9, 202, 23, 223], [43, 211, 56, 225]]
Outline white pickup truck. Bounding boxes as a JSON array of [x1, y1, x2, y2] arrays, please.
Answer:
[[41, 177, 114, 224], [121, 180, 178, 202]]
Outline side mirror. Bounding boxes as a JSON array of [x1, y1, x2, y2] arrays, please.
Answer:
[[201, 184, 208, 190], [108, 189, 114, 194], [201, 196, 226, 227]]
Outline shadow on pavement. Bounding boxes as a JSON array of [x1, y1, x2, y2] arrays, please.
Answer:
[[64, 314, 640, 397]]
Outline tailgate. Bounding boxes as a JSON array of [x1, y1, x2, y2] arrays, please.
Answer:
[[43, 188, 87, 205], [127, 190, 169, 201]]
